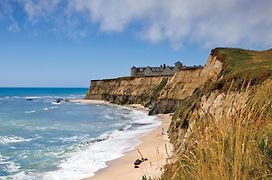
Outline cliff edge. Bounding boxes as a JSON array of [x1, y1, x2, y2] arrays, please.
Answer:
[[86, 50, 223, 114]]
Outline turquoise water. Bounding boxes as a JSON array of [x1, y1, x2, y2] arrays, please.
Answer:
[[0, 88, 159, 179]]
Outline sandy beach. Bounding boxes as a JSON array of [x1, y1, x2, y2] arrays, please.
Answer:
[[88, 114, 172, 180], [72, 100, 173, 179], [69, 101, 172, 180]]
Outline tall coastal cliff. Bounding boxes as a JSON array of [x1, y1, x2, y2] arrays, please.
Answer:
[[86, 51, 222, 114], [86, 48, 272, 179]]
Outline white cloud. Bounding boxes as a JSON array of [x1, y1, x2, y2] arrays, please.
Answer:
[[68, 0, 272, 49], [0, 0, 20, 32], [2, 0, 272, 49], [21, 0, 61, 20]]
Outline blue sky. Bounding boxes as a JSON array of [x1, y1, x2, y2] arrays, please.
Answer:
[[0, 0, 271, 87]]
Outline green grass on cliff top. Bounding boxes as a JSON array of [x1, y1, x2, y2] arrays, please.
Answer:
[[211, 48, 272, 91]]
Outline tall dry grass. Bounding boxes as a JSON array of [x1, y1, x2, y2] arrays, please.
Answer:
[[171, 83, 272, 180]]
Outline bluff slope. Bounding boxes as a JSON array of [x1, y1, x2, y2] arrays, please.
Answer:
[[162, 48, 272, 179], [86, 52, 222, 114]]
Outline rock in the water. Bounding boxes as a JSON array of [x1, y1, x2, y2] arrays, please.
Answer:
[[26, 99, 34, 101], [52, 98, 64, 104], [134, 159, 142, 166]]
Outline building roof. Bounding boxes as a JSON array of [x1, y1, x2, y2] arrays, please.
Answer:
[[133, 66, 175, 72], [131, 61, 203, 72]]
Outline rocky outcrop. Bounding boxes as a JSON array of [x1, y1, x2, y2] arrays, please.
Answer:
[[86, 53, 223, 114]]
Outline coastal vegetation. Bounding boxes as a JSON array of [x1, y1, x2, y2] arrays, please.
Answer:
[[162, 84, 272, 179], [162, 48, 272, 179], [208, 48, 272, 92]]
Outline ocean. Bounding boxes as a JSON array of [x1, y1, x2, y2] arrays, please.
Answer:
[[0, 88, 160, 180]]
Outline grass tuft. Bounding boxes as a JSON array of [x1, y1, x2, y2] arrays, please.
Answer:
[[162, 83, 272, 179]]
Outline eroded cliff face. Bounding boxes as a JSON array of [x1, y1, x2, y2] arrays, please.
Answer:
[[158, 55, 222, 100], [86, 76, 170, 111], [86, 76, 164, 99], [169, 90, 249, 153], [86, 77, 163, 99], [86, 54, 223, 114]]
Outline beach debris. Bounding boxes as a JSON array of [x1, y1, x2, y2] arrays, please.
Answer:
[[134, 149, 149, 168], [137, 149, 148, 161], [134, 159, 143, 166], [137, 149, 144, 159], [161, 128, 165, 135], [143, 158, 148, 161]]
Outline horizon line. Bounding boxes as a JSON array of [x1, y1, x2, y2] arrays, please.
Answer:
[[0, 87, 88, 88]]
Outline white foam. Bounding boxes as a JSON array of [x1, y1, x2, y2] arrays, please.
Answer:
[[52, 102, 60, 105], [24, 96, 42, 99], [43, 106, 58, 111], [0, 136, 33, 144], [40, 110, 160, 180], [4, 171, 30, 180], [0, 154, 21, 174], [58, 134, 90, 143], [25, 110, 35, 114]]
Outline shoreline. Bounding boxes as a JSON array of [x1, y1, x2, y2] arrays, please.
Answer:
[[68, 99, 110, 105], [70, 100, 173, 180], [89, 114, 172, 180], [73, 100, 173, 180]]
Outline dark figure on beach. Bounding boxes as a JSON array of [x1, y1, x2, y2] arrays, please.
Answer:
[[134, 159, 142, 166]]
